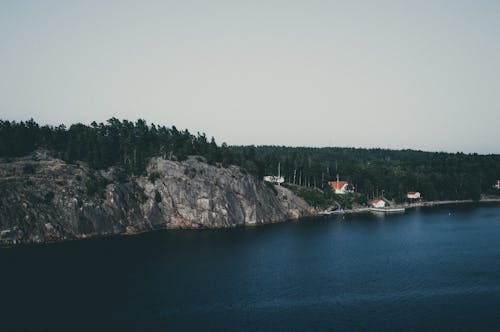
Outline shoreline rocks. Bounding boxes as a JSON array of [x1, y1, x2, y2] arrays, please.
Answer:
[[0, 154, 313, 246]]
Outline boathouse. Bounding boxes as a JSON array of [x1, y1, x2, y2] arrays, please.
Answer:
[[407, 192, 421, 199], [370, 199, 386, 208]]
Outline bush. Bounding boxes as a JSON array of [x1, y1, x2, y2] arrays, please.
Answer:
[[86, 175, 109, 197], [355, 194, 368, 206], [23, 163, 37, 174], [154, 190, 162, 203], [44, 191, 55, 204], [183, 168, 196, 178], [148, 171, 160, 183], [137, 189, 148, 203], [112, 167, 128, 183], [287, 185, 348, 208], [295, 187, 328, 207]]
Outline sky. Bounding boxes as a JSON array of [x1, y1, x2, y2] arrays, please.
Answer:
[[1, 0, 500, 153]]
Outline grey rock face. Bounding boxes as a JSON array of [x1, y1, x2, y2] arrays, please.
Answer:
[[0, 154, 313, 245]]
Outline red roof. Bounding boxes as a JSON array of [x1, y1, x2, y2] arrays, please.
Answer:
[[407, 191, 417, 195], [371, 199, 382, 204], [329, 181, 348, 190]]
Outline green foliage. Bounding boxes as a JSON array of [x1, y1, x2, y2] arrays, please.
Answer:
[[0, 118, 228, 175], [264, 181, 278, 195], [229, 146, 500, 202], [288, 184, 356, 209], [154, 190, 162, 203], [241, 160, 259, 175], [288, 185, 330, 208], [333, 193, 354, 210], [148, 171, 160, 183], [183, 168, 197, 178], [86, 175, 109, 197], [23, 163, 37, 174], [355, 194, 368, 206], [2, 118, 500, 202], [132, 184, 148, 204], [44, 191, 55, 204], [0, 119, 39, 157], [112, 167, 128, 183]]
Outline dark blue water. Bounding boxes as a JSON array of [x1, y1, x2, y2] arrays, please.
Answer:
[[2, 204, 500, 331]]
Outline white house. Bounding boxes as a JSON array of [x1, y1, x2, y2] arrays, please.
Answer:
[[263, 176, 285, 184], [407, 191, 421, 199], [264, 162, 285, 185], [328, 175, 354, 194], [494, 180, 500, 190], [370, 199, 386, 208]]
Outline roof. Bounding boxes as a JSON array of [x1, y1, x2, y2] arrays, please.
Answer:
[[329, 181, 348, 190], [371, 199, 382, 203], [407, 191, 419, 195]]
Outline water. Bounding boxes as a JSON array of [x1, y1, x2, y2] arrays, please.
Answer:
[[2, 204, 500, 331]]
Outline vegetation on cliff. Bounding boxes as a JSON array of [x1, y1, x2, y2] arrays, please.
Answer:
[[284, 184, 360, 209], [0, 118, 229, 174], [2, 118, 500, 202], [0, 155, 310, 245]]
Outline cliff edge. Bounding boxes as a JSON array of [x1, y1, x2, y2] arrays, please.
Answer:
[[0, 152, 313, 245]]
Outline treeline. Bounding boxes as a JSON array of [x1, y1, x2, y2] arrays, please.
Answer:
[[2, 119, 500, 201], [229, 146, 500, 201], [0, 118, 231, 174]]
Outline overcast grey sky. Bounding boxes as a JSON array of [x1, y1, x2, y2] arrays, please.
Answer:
[[1, 0, 499, 153]]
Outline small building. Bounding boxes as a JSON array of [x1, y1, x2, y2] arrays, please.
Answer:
[[494, 180, 500, 190], [370, 199, 386, 208], [407, 191, 421, 199], [263, 176, 285, 184], [328, 175, 355, 194]]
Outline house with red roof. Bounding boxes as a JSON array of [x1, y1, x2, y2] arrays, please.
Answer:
[[328, 175, 354, 194], [370, 199, 386, 208], [407, 191, 421, 199]]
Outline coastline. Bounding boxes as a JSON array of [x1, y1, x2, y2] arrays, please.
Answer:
[[3, 197, 500, 248], [336, 198, 500, 215]]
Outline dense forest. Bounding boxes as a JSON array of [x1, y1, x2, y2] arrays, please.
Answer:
[[1, 119, 500, 203], [0, 118, 230, 174]]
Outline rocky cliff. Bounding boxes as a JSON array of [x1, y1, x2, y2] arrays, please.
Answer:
[[0, 152, 313, 245]]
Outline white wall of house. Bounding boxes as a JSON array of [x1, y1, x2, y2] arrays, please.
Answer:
[[407, 192, 421, 199], [370, 200, 386, 208], [335, 184, 348, 194], [329, 181, 354, 195], [263, 176, 285, 184]]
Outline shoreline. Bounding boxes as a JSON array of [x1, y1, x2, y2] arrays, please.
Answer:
[[3, 198, 500, 248], [329, 198, 500, 215]]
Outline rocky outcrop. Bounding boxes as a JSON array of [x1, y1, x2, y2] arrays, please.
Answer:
[[0, 152, 313, 245], [274, 185, 314, 219]]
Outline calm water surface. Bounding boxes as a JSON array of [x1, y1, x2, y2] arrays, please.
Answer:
[[1, 204, 500, 331]]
